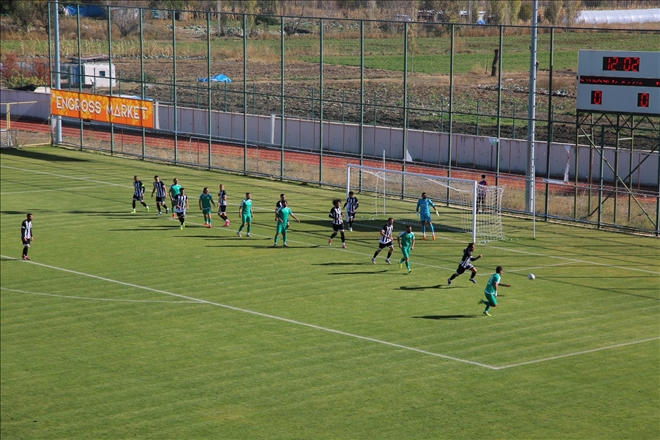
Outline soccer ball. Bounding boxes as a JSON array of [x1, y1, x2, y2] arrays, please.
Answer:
[[528, 273, 535, 280]]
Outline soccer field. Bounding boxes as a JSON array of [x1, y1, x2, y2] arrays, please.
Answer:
[[1, 146, 658, 439]]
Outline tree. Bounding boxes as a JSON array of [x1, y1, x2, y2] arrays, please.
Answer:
[[543, 0, 562, 25], [518, 1, 532, 22], [508, 0, 522, 25], [563, 0, 580, 26], [487, 0, 507, 25], [8, 0, 48, 31]]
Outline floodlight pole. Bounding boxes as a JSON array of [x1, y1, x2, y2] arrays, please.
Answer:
[[526, 0, 539, 238]]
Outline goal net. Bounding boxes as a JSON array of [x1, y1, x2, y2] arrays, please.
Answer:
[[0, 129, 17, 148], [346, 164, 505, 241]]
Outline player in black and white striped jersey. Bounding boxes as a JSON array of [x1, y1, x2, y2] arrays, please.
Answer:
[[131, 175, 149, 214], [151, 175, 169, 215], [21, 213, 34, 260], [343, 191, 359, 231], [447, 243, 482, 285], [372, 217, 394, 264], [328, 198, 346, 248], [174, 188, 189, 230], [217, 184, 229, 227]]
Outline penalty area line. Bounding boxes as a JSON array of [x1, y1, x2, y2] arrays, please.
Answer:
[[0, 255, 498, 370], [495, 337, 660, 370]]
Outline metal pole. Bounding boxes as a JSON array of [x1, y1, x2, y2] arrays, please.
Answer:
[[359, 20, 364, 188], [598, 126, 605, 228], [495, 27, 502, 189], [447, 24, 455, 203], [107, 6, 114, 155], [319, 18, 324, 184], [243, 14, 247, 174], [526, 0, 538, 223], [656, 136, 660, 236], [544, 27, 554, 220], [280, 17, 285, 179], [207, 11, 212, 168], [53, 0, 62, 144], [173, 11, 178, 164], [77, 5, 83, 150], [402, 21, 409, 196], [140, 8, 145, 159], [614, 115, 620, 224]]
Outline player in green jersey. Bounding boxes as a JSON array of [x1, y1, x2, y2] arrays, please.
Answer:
[[198, 187, 216, 227], [397, 225, 416, 273], [478, 266, 511, 316], [273, 201, 300, 247], [169, 178, 181, 218], [237, 192, 253, 237]]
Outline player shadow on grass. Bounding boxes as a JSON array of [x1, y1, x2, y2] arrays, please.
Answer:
[[328, 270, 390, 275], [110, 226, 174, 231], [398, 285, 457, 290], [413, 315, 480, 320], [313, 262, 372, 266]]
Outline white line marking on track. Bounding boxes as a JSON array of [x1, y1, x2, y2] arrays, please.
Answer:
[[0, 255, 497, 370], [1, 287, 201, 303]]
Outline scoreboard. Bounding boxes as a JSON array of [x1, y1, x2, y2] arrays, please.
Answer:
[[576, 50, 660, 116]]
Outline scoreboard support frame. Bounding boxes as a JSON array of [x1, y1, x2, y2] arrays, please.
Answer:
[[574, 110, 660, 235]]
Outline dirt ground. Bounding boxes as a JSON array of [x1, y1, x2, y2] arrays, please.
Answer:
[[111, 59, 657, 149]]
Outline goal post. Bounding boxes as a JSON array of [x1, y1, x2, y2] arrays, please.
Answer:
[[346, 164, 505, 242]]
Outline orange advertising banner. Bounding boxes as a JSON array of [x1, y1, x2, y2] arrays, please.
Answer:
[[51, 89, 154, 129]]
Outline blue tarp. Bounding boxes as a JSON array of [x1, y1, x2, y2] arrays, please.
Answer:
[[197, 74, 232, 83], [63, 5, 106, 17]]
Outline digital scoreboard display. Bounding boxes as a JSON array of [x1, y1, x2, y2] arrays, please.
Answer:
[[602, 56, 640, 72], [577, 50, 660, 115]]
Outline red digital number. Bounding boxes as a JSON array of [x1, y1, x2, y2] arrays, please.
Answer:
[[591, 90, 603, 105], [606, 57, 618, 71], [625, 57, 640, 72], [637, 93, 650, 108]]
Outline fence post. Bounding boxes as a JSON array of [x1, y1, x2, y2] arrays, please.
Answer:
[[476, 99, 480, 136]]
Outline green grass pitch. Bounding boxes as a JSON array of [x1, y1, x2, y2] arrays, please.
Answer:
[[1, 147, 658, 439]]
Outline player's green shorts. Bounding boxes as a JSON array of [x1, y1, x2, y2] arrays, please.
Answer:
[[276, 223, 287, 235], [241, 214, 252, 224], [484, 292, 497, 306], [202, 208, 212, 215], [401, 247, 411, 259]]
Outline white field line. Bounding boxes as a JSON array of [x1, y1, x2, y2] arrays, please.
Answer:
[[4, 255, 657, 369], [0, 255, 497, 370], [1, 185, 108, 195], [1, 287, 201, 304], [506, 261, 575, 273], [0, 165, 130, 188], [495, 337, 660, 370], [3, 164, 658, 276]]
